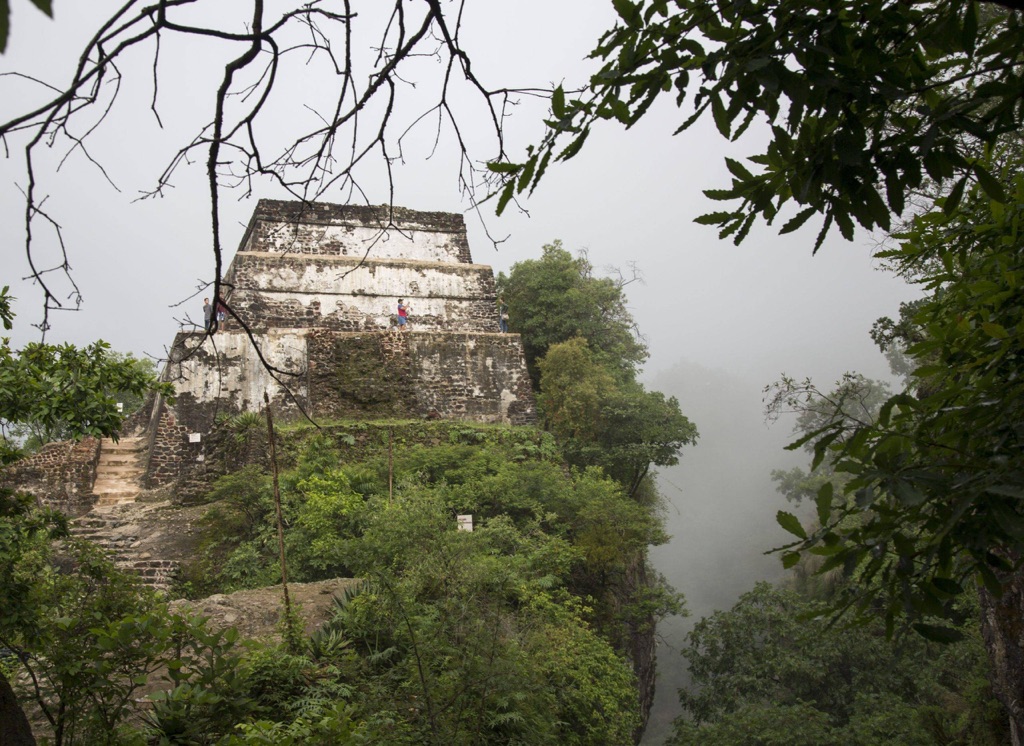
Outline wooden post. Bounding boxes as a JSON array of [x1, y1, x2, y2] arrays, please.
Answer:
[[264, 391, 295, 648]]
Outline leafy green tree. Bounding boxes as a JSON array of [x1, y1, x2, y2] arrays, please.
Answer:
[[0, 295, 172, 461], [538, 338, 697, 496], [497, 241, 648, 385], [671, 582, 1006, 745], [772, 166, 1024, 728], [536, 337, 617, 441], [336, 488, 641, 745], [497, 0, 1024, 249]]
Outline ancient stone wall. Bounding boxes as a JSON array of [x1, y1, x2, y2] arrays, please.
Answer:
[[399, 333, 536, 425], [224, 253, 498, 333], [239, 200, 472, 264], [305, 329, 417, 419], [168, 328, 535, 428], [166, 330, 310, 435], [0, 438, 100, 516], [146, 405, 202, 487], [305, 329, 534, 423]]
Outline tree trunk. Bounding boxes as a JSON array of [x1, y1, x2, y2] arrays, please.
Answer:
[[979, 567, 1024, 744], [0, 670, 36, 746]]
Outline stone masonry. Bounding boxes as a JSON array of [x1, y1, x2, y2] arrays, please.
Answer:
[[153, 200, 536, 485], [0, 437, 101, 517]]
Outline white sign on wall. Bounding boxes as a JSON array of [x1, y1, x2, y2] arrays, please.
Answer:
[[189, 433, 202, 443], [457, 514, 473, 532]]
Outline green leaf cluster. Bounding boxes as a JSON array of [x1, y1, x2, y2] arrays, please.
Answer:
[[776, 160, 1024, 636], [496, 240, 648, 386], [499, 1, 1024, 251], [0, 305, 172, 461], [537, 337, 697, 496]]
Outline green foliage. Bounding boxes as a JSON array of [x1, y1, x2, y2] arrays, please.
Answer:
[[0, 495, 160, 745], [777, 164, 1024, 634], [220, 701, 368, 745], [0, 285, 12, 330], [333, 489, 641, 745], [497, 240, 648, 384], [0, 324, 173, 460], [291, 469, 364, 576], [497, 1, 1024, 252], [180, 430, 666, 742], [143, 616, 251, 745], [671, 582, 1006, 745], [499, 243, 696, 498], [672, 702, 837, 746], [215, 411, 269, 470], [0, 0, 52, 55], [0, 490, 262, 746], [538, 338, 697, 495], [537, 337, 616, 440]]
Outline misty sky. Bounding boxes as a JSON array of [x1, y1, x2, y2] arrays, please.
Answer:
[[1, 2, 920, 741]]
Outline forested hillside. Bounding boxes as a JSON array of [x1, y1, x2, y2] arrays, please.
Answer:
[[1, 245, 695, 745]]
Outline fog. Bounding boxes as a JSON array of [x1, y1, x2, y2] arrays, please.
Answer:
[[1, 2, 918, 742], [641, 362, 808, 743]]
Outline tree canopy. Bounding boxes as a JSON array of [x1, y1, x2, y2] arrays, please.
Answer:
[[671, 582, 1005, 745], [499, 242, 697, 498], [0, 295, 172, 462], [495, 1, 1024, 735], [497, 241, 648, 386]]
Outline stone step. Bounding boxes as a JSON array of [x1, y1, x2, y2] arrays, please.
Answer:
[[93, 480, 142, 491], [72, 516, 122, 528], [97, 460, 143, 471], [102, 437, 145, 448], [69, 528, 111, 540], [95, 498, 136, 509], [97, 456, 143, 467], [92, 479, 140, 491], [93, 493, 140, 504], [97, 453, 143, 463], [99, 443, 143, 453]]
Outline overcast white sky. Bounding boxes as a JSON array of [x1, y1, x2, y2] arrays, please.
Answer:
[[1, 3, 919, 738], [1, 0, 916, 386]]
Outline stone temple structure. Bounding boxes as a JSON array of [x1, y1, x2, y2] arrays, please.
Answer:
[[141, 199, 535, 482]]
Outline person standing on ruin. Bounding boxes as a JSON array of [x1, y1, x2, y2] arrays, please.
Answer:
[[498, 296, 509, 333], [397, 298, 411, 330], [203, 298, 213, 332]]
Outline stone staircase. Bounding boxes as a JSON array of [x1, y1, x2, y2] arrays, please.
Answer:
[[67, 437, 180, 592], [92, 436, 146, 507], [69, 509, 179, 591]]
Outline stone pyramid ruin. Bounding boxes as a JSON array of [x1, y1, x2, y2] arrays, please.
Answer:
[[146, 200, 535, 481]]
